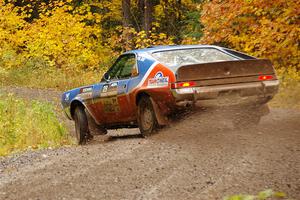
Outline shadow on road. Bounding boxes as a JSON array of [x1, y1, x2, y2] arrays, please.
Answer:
[[107, 133, 143, 142]]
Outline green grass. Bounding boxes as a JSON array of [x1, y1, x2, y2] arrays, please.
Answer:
[[0, 94, 73, 156], [0, 67, 104, 91], [224, 189, 288, 200]]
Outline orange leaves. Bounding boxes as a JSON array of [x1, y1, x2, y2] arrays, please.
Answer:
[[200, 0, 300, 70]]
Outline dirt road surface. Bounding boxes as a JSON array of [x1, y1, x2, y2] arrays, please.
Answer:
[[0, 87, 299, 200]]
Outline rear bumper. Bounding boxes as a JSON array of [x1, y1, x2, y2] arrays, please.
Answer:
[[172, 80, 279, 107]]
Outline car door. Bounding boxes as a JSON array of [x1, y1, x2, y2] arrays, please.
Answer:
[[96, 54, 138, 124], [113, 54, 139, 123], [88, 56, 125, 124]]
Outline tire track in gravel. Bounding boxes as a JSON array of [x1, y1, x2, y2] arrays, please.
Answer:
[[0, 137, 144, 187]]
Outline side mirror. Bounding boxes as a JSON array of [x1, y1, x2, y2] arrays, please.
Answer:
[[102, 72, 110, 82]]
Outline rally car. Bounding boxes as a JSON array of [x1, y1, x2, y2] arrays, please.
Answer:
[[61, 45, 279, 144]]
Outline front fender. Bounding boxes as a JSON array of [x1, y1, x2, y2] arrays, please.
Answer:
[[69, 97, 101, 125]]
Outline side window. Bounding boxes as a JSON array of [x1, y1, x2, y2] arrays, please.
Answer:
[[107, 54, 137, 80]]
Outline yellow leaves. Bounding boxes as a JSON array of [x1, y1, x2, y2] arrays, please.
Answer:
[[133, 31, 174, 49], [258, 17, 269, 26], [0, 3, 28, 69], [0, 3, 110, 72], [57, 2, 65, 7], [107, 26, 174, 52]]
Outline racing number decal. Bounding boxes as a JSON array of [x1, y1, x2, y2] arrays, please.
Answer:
[[101, 82, 118, 97], [100, 82, 120, 113], [102, 85, 109, 93]]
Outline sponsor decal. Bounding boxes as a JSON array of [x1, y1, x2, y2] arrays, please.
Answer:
[[65, 93, 70, 101], [78, 87, 93, 100], [81, 87, 92, 93], [102, 97, 120, 113], [78, 92, 92, 100], [154, 71, 163, 78], [148, 71, 169, 88]]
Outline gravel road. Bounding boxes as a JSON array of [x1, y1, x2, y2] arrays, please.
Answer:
[[0, 87, 299, 200]]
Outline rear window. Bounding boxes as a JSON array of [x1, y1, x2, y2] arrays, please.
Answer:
[[152, 48, 237, 71]]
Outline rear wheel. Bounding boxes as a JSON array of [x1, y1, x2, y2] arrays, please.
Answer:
[[137, 96, 158, 137], [74, 106, 91, 145]]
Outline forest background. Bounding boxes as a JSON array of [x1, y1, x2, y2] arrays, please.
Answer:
[[0, 0, 299, 104]]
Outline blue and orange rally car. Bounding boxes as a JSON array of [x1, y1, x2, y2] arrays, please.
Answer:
[[61, 45, 279, 144]]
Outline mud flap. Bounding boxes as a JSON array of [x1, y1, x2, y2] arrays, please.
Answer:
[[150, 98, 169, 126]]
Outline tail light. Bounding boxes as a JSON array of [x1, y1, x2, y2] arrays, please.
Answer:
[[171, 81, 196, 89], [258, 75, 274, 81]]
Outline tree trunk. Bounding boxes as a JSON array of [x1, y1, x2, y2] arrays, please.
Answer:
[[143, 0, 153, 37], [177, 0, 182, 21], [137, 0, 145, 31], [122, 0, 131, 27]]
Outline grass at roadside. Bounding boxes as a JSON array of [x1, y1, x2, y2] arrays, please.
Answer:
[[0, 67, 104, 91], [270, 81, 300, 109], [0, 94, 73, 156], [270, 68, 300, 110], [224, 189, 287, 200]]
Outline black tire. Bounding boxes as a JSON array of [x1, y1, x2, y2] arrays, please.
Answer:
[[74, 106, 90, 145], [137, 96, 158, 137], [233, 111, 261, 129]]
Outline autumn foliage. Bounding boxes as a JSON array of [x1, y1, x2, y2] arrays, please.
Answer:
[[0, 0, 194, 73], [0, 1, 113, 71], [200, 0, 300, 71], [0, 0, 299, 90]]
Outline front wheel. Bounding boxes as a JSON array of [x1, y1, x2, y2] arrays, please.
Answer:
[[137, 96, 158, 137], [74, 106, 91, 145]]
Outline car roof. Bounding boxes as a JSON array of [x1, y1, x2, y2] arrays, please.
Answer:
[[126, 45, 225, 55]]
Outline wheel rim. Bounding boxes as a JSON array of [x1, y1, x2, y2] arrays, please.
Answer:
[[141, 107, 153, 130]]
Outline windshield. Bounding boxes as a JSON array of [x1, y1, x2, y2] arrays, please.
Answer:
[[152, 48, 238, 71]]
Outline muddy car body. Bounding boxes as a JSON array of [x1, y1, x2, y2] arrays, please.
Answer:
[[61, 45, 279, 144]]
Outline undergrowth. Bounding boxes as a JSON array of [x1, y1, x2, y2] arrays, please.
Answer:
[[0, 94, 73, 156], [224, 189, 288, 200], [270, 67, 300, 110], [0, 67, 105, 91]]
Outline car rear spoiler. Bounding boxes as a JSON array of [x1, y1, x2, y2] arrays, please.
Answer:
[[176, 59, 276, 82]]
